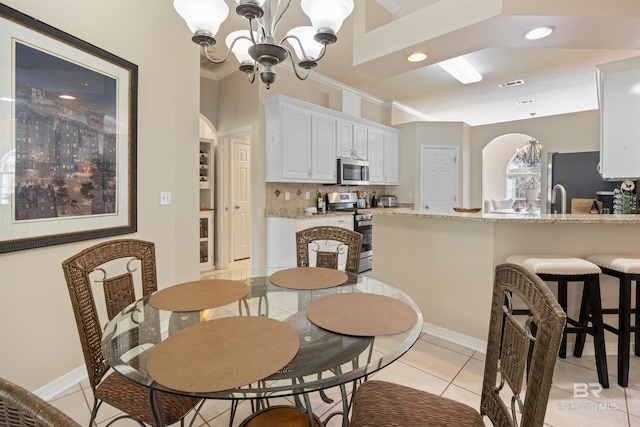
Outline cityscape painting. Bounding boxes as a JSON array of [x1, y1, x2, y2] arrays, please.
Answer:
[[0, 4, 137, 253]]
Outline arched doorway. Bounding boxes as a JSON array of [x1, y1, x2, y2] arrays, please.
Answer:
[[482, 133, 542, 211]]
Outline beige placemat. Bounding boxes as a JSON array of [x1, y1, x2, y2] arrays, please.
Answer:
[[306, 293, 418, 336], [149, 280, 249, 311], [147, 317, 299, 393], [269, 267, 348, 290]]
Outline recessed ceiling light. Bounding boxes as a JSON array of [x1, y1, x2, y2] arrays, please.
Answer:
[[524, 26, 554, 40], [59, 94, 76, 100], [407, 52, 427, 62], [437, 57, 482, 84], [0, 97, 14, 102]]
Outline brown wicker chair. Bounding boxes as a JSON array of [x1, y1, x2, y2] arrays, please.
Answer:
[[0, 377, 81, 427], [62, 239, 202, 427], [350, 263, 566, 427], [296, 226, 363, 273]]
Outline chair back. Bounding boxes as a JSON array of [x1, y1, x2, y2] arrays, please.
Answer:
[[481, 263, 566, 427], [296, 226, 363, 273], [0, 377, 81, 426], [61, 239, 158, 391]]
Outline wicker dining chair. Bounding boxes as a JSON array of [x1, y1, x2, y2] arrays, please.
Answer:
[[296, 226, 363, 273], [61, 239, 202, 427], [0, 377, 81, 427], [350, 263, 566, 427]]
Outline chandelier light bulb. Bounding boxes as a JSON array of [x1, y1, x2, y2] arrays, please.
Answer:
[[174, 0, 229, 39], [226, 30, 256, 64], [286, 26, 324, 60], [301, 0, 354, 35]]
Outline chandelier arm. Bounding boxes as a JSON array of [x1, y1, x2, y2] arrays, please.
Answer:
[[284, 46, 311, 81], [280, 34, 325, 61], [202, 45, 233, 64], [246, 62, 257, 84], [271, 0, 292, 37]]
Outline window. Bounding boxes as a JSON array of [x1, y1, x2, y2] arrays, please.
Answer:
[[506, 145, 541, 201]]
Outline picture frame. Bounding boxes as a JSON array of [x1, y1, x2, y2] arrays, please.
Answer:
[[0, 4, 137, 253]]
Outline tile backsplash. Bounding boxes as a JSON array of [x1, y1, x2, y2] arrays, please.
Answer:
[[265, 183, 387, 210]]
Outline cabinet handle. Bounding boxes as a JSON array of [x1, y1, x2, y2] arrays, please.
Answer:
[[235, 205, 240, 209], [308, 169, 311, 177]]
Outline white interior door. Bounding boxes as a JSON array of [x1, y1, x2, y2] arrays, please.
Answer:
[[232, 139, 250, 261], [421, 145, 459, 212]]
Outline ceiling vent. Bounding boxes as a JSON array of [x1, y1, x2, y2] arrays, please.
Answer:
[[516, 100, 534, 105], [498, 79, 525, 88]]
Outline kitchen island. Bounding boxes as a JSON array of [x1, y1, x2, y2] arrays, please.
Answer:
[[361, 208, 640, 351]]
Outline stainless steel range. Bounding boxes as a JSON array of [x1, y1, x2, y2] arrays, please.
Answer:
[[326, 192, 372, 273]]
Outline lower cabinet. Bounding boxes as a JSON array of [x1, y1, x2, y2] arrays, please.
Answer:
[[199, 210, 214, 270], [267, 215, 354, 269]]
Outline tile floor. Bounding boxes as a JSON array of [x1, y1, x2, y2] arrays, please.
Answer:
[[48, 260, 640, 427]]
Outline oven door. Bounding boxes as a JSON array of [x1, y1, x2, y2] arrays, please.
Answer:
[[354, 217, 372, 254]]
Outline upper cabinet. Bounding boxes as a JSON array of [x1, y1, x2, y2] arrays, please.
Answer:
[[265, 95, 336, 183], [264, 94, 398, 184], [368, 128, 399, 185], [336, 120, 368, 160], [597, 55, 640, 180]]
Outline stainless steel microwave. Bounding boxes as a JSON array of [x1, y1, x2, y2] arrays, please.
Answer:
[[337, 157, 369, 185]]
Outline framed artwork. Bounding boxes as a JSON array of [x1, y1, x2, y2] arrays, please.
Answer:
[[0, 4, 138, 253]]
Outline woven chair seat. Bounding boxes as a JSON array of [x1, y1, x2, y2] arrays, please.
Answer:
[[97, 373, 200, 425], [350, 380, 484, 427]]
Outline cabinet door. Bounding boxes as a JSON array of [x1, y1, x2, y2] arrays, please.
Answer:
[[383, 132, 399, 184], [353, 124, 368, 160], [598, 57, 640, 179], [282, 105, 312, 180], [311, 113, 337, 182], [336, 120, 353, 158], [368, 128, 384, 184]]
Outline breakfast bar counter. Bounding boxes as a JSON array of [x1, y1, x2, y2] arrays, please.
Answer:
[[361, 208, 640, 350]]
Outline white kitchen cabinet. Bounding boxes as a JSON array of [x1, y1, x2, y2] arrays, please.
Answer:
[[383, 131, 399, 184], [597, 55, 640, 180], [266, 215, 354, 268], [311, 113, 337, 182], [336, 120, 368, 160], [368, 127, 399, 185], [265, 94, 398, 183], [264, 95, 336, 183]]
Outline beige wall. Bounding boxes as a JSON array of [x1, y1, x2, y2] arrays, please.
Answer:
[[0, 0, 200, 390]]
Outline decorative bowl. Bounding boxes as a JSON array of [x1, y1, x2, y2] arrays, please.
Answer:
[[453, 207, 482, 213]]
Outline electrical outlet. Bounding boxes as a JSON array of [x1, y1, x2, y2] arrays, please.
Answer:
[[408, 191, 413, 200], [160, 192, 171, 205], [305, 192, 310, 200], [285, 192, 290, 200]]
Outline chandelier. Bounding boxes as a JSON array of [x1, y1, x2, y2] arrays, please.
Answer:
[[174, 0, 354, 89], [514, 138, 542, 166]]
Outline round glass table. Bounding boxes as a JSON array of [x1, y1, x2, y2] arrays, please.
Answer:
[[102, 267, 423, 427]]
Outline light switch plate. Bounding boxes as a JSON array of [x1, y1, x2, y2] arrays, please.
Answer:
[[160, 192, 171, 205]]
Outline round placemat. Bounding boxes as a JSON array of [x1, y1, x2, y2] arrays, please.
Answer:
[[269, 267, 347, 290], [147, 316, 299, 393], [149, 279, 248, 311], [306, 293, 418, 336]]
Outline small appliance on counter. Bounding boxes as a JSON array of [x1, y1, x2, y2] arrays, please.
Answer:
[[378, 195, 398, 207]]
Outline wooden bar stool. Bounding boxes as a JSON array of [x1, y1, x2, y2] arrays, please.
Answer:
[[506, 254, 609, 388], [585, 254, 640, 387]]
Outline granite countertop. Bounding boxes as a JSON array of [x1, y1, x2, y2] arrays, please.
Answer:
[[266, 208, 355, 219], [358, 208, 640, 224]]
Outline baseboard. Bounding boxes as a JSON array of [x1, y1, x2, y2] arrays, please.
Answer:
[[422, 322, 487, 353], [35, 365, 87, 401]]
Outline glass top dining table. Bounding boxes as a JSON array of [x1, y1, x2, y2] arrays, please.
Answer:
[[101, 267, 423, 426]]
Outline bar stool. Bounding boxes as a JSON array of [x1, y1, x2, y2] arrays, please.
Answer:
[[506, 254, 609, 388], [585, 254, 640, 387]]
